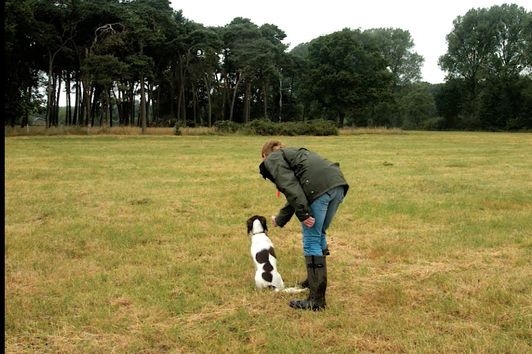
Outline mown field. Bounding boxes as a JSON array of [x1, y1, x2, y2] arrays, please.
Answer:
[[5, 132, 532, 353]]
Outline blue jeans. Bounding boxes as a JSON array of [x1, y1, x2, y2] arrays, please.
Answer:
[[302, 186, 345, 256]]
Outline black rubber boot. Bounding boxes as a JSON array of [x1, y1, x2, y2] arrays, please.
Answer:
[[290, 255, 327, 311], [299, 248, 329, 289]]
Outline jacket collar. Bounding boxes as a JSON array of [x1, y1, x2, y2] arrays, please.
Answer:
[[259, 161, 275, 183]]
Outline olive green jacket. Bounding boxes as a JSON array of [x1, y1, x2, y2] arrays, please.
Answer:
[[259, 147, 349, 227]]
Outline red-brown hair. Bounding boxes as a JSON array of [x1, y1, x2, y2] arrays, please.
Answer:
[[261, 140, 285, 158]]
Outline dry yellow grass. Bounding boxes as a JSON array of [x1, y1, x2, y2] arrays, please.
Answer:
[[5, 132, 532, 353]]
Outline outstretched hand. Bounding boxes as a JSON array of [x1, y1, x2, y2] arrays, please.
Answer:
[[271, 215, 315, 228], [303, 216, 315, 228]]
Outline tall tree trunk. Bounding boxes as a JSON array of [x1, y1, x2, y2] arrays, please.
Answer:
[[21, 86, 31, 128], [73, 76, 79, 125], [46, 52, 54, 128], [130, 82, 135, 126], [279, 75, 282, 123], [229, 73, 242, 122], [180, 89, 186, 125], [112, 86, 122, 125], [55, 73, 62, 126], [102, 90, 109, 128], [176, 60, 184, 123], [221, 73, 227, 121], [49, 72, 57, 127], [192, 85, 198, 126], [147, 81, 152, 126], [156, 84, 161, 126], [204, 77, 212, 127], [338, 112, 345, 128], [81, 76, 91, 127], [140, 75, 146, 133], [121, 85, 129, 125], [108, 88, 113, 127], [51, 74, 57, 127], [263, 79, 268, 120], [65, 72, 71, 125], [170, 63, 176, 119], [243, 80, 251, 123], [91, 86, 98, 127], [79, 84, 83, 126]]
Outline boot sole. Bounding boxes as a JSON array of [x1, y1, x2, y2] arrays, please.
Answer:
[[288, 301, 326, 311]]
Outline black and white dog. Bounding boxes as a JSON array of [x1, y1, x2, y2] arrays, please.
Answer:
[[246, 215, 305, 293]]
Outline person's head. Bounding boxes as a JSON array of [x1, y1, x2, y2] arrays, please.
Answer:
[[261, 140, 285, 159]]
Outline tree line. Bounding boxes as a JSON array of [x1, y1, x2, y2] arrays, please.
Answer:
[[4, 1, 531, 131]]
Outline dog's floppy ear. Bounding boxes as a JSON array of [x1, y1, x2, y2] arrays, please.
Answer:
[[246, 216, 255, 234]]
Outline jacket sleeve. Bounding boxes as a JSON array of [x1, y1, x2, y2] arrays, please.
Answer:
[[264, 152, 313, 224], [275, 202, 294, 228]]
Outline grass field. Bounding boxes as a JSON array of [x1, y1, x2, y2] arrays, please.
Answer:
[[5, 132, 532, 353]]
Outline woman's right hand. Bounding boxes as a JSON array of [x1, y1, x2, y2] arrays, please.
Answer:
[[303, 216, 315, 228], [271, 215, 278, 227]]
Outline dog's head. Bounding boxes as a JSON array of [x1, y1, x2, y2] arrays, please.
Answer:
[[246, 215, 268, 236]]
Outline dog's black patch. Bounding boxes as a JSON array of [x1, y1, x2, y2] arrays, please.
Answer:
[[255, 249, 269, 264], [256, 248, 275, 281], [262, 272, 273, 282], [268, 247, 277, 259], [263, 262, 274, 272]]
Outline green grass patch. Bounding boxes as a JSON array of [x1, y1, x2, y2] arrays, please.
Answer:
[[5, 132, 532, 353]]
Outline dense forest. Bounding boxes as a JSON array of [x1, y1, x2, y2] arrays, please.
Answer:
[[4, 1, 532, 131]]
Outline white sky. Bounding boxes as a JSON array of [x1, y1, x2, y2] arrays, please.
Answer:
[[169, 0, 532, 84]]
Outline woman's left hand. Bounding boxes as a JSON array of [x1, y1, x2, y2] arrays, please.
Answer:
[[303, 217, 315, 228]]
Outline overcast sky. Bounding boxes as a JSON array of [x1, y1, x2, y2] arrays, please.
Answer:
[[169, 0, 531, 84]]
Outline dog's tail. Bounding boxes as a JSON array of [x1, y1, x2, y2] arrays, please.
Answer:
[[275, 286, 308, 294]]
